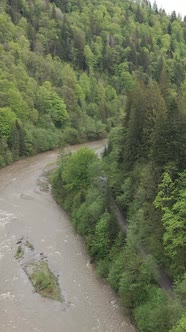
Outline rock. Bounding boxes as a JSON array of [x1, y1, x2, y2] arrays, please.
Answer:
[[16, 237, 24, 245]]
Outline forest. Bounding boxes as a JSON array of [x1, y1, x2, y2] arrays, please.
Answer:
[[0, 0, 186, 331]]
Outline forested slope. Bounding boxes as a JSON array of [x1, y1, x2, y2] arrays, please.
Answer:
[[1, 0, 186, 166], [48, 1, 186, 331]]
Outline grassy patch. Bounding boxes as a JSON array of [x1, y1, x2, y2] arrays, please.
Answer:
[[15, 245, 24, 259], [27, 261, 61, 301], [25, 241, 34, 250]]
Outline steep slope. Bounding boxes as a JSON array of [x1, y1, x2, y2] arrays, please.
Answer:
[[1, 0, 186, 166]]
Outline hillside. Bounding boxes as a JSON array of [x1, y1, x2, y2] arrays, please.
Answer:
[[1, 0, 186, 166], [1, 1, 186, 331]]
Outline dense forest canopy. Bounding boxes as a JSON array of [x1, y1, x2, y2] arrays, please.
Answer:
[[1, 0, 186, 165], [0, 0, 186, 331]]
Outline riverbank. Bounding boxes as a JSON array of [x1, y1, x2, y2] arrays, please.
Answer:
[[0, 140, 135, 332], [51, 144, 185, 332]]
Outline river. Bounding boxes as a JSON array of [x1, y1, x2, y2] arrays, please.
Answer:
[[0, 140, 136, 332]]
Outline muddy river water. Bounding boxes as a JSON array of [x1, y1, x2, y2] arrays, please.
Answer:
[[0, 140, 136, 332]]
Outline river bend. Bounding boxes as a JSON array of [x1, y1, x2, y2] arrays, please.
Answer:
[[0, 141, 136, 332]]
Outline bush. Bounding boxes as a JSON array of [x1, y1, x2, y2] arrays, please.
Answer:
[[0, 155, 6, 167], [96, 258, 110, 278], [134, 287, 183, 332], [170, 315, 186, 332], [108, 250, 125, 292], [89, 213, 111, 259], [24, 126, 61, 154], [63, 127, 81, 144], [4, 149, 14, 164], [28, 261, 61, 301]]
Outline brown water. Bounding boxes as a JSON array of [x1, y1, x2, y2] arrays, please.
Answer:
[[0, 141, 136, 332]]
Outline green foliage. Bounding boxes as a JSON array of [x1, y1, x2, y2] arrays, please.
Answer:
[[51, 147, 118, 280], [170, 315, 186, 332], [119, 254, 156, 308], [62, 148, 97, 192], [134, 287, 182, 332], [27, 261, 61, 301], [108, 250, 125, 292], [52, 142, 176, 332], [36, 81, 68, 127], [154, 171, 186, 277], [72, 195, 105, 236], [90, 213, 111, 259], [63, 127, 80, 144], [15, 245, 24, 259], [175, 273, 186, 306], [24, 125, 61, 155], [154, 171, 175, 210], [0, 108, 16, 139], [1, 0, 186, 331], [1, 0, 186, 170], [96, 258, 110, 278]]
